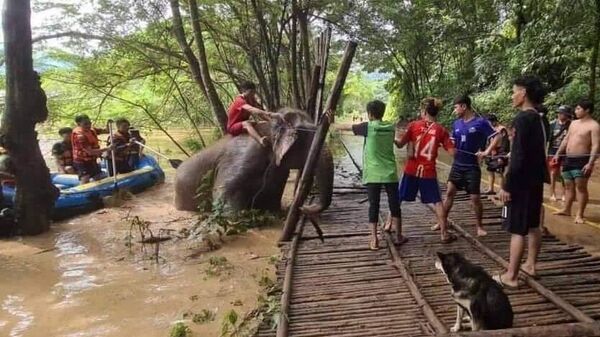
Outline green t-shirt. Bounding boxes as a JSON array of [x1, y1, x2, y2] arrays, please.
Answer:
[[352, 120, 398, 184]]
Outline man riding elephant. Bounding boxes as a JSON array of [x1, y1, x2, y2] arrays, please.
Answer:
[[174, 108, 334, 215]]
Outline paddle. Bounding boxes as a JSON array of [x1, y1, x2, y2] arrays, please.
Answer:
[[132, 141, 183, 169], [103, 121, 132, 207]]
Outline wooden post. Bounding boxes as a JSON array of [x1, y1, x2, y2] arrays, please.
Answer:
[[280, 41, 358, 242], [304, 65, 321, 123], [276, 214, 307, 337], [314, 27, 332, 123]]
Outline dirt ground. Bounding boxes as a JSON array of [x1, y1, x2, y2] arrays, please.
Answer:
[[0, 176, 281, 337]]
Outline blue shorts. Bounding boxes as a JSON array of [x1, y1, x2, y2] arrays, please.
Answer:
[[399, 174, 442, 204]]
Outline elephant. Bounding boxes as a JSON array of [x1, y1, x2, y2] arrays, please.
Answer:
[[174, 108, 334, 215]]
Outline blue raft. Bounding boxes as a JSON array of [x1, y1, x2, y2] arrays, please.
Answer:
[[2, 155, 165, 219]]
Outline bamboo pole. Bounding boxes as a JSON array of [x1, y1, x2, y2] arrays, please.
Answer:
[[304, 65, 321, 123], [384, 232, 449, 334], [438, 321, 600, 337], [276, 214, 307, 337], [314, 27, 332, 123], [280, 41, 358, 242]]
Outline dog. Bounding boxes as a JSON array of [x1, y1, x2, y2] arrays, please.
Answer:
[[434, 252, 513, 332]]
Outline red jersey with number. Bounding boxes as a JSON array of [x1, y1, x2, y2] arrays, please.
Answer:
[[400, 120, 454, 178]]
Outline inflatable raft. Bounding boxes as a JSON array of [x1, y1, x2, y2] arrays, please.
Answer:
[[1, 155, 165, 219]]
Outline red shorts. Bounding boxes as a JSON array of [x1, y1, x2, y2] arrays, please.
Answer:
[[547, 157, 561, 171], [227, 121, 245, 136]]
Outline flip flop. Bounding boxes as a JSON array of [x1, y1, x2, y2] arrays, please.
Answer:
[[369, 238, 379, 251], [430, 224, 440, 231], [493, 274, 519, 290], [441, 232, 457, 244], [520, 269, 541, 280]]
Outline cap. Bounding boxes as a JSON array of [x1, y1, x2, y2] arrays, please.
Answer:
[[557, 105, 573, 117]]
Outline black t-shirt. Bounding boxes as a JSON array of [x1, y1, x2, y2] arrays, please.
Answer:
[[352, 122, 369, 137], [504, 110, 549, 192]]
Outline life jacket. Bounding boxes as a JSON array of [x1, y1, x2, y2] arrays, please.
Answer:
[[106, 131, 131, 162], [71, 126, 100, 163], [52, 141, 74, 167]]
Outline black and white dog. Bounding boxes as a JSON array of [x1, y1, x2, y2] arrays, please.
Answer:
[[434, 252, 513, 331]]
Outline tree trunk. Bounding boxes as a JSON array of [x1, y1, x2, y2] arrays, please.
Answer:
[[169, 0, 228, 132], [298, 3, 311, 96], [590, 0, 600, 106], [0, 0, 59, 235], [290, 0, 302, 108], [188, 0, 228, 131]]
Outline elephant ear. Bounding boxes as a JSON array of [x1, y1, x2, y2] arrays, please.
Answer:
[[272, 119, 298, 166]]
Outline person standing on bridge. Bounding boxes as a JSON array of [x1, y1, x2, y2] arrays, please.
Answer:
[[394, 97, 456, 243], [553, 99, 600, 224], [438, 95, 499, 237], [333, 100, 401, 250], [494, 75, 548, 289]]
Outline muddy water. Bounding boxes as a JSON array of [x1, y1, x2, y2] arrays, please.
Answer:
[[0, 176, 280, 337]]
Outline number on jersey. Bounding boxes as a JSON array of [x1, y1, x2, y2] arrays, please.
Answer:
[[418, 137, 436, 161]]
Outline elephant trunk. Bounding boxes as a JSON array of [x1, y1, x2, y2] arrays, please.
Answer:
[[301, 146, 334, 214]]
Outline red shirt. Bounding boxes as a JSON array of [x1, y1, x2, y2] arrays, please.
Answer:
[[227, 95, 259, 135], [400, 120, 454, 178]]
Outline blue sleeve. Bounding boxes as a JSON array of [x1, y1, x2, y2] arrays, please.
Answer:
[[480, 119, 495, 138]]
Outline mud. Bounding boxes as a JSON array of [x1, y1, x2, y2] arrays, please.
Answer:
[[0, 176, 280, 337]]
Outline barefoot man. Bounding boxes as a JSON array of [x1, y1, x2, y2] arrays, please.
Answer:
[[438, 95, 499, 237], [554, 99, 600, 224], [494, 76, 548, 289]]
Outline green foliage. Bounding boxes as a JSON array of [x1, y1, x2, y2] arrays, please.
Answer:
[[183, 309, 217, 324], [169, 322, 191, 337], [204, 256, 234, 278], [195, 169, 215, 213]]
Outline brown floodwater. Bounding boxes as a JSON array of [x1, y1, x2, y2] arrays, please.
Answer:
[[0, 175, 281, 337]]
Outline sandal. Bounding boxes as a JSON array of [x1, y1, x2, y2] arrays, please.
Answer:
[[493, 274, 519, 290], [441, 232, 457, 244], [430, 224, 440, 231]]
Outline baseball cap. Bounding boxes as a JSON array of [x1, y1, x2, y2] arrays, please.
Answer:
[[557, 105, 573, 117]]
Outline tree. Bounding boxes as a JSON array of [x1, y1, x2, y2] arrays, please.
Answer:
[[0, 0, 58, 235]]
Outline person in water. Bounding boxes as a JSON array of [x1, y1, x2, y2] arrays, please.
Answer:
[[554, 99, 600, 224]]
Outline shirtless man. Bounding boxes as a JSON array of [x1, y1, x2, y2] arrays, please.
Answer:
[[554, 99, 600, 224]]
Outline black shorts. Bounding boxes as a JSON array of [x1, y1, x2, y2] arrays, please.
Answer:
[[502, 185, 543, 236], [73, 161, 102, 179], [366, 182, 400, 223], [448, 166, 481, 195], [485, 157, 507, 173]]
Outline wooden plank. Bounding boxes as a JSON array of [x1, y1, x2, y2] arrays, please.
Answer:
[[439, 321, 600, 337]]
